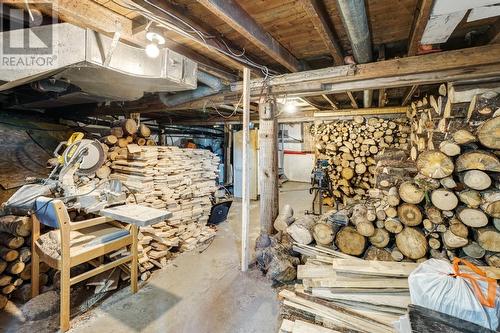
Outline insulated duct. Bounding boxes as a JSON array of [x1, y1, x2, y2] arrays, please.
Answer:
[[336, 0, 373, 108], [159, 71, 225, 107]]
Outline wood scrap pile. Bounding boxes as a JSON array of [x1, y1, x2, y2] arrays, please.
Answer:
[[280, 244, 500, 332], [311, 116, 410, 205]]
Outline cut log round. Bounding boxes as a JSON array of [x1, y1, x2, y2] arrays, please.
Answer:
[[364, 246, 392, 261], [475, 227, 500, 252], [455, 151, 500, 172], [431, 189, 458, 211], [439, 141, 460, 156], [463, 170, 491, 190], [426, 206, 444, 224], [0, 234, 23, 249], [428, 238, 441, 250], [312, 223, 334, 246], [440, 177, 457, 189], [0, 216, 31, 237], [387, 187, 400, 206], [286, 216, 316, 245], [7, 260, 24, 275], [110, 127, 124, 138], [477, 116, 500, 149], [397, 203, 422, 226], [368, 228, 390, 248], [395, 227, 428, 260], [121, 119, 138, 135], [335, 226, 366, 256], [483, 200, 500, 218], [0, 248, 18, 262], [136, 137, 147, 146], [452, 129, 477, 145], [458, 190, 482, 208], [449, 219, 468, 239], [117, 138, 128, 148], [390, 247, 404, 261], [384, 206, 397, 218], [384, 218, 403, 234], [138, 124, 151, 138], [0, 275, 12, 287], [416, 150, 454, 179], [0, 260, 5, 275], [442, 230, 468, 249], [399, 181, 424, 204], [95, 165, 111, 179], [350, 204, 375, 237], [103, 135, 117, 146], [341, 167, 354, 180], [458, 208, 489, 228], [485, 252, 500, 268], [462, 242, 485, 259]]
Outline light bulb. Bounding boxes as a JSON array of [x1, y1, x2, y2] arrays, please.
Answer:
[[145, 43, 160, 58], [284, 103, 297, 113]]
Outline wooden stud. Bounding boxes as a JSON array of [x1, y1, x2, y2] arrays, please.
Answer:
[[131, 224, 138, 293], [346, 92, 359, 108], [402, 85, 418, 106], [241, 67, 251, 272]]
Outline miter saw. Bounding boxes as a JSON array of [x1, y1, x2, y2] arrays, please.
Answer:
[[1, 132, 126, 216]]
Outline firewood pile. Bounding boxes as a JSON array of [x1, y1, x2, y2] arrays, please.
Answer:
[[101, 120, 219, 280], [311, 116, 410, 204]]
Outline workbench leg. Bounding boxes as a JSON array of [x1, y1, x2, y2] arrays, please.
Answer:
[[60, 260, 71, 332], [131, 224, 138, 293]]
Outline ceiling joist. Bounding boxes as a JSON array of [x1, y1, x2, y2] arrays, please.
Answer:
[[407, 0, 434, 56]]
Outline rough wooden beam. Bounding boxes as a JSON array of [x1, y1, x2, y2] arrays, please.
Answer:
[[315, 106, 408, 118], [196, 0, 301, 72], [402, 85, 419, 106], [299, 0, 343, 65], [321, 94, 338, 109], [408, 0, 434, 56], [346, 92, 359, 109]]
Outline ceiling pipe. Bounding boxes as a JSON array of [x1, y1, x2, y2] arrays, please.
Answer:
[[159, 68, 226, 107], [336, 0, 373, 108]]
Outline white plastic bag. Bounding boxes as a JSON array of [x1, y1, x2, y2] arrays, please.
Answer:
[[409, 258, 500, 330]]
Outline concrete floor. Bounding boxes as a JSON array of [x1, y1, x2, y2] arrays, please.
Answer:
[[0, 181, 312, 333]]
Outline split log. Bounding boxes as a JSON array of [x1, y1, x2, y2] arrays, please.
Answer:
[[416, 150, 453, 179], [440, 177, 457, 189], [387, 187, 400, 206], [475, 227, 500, 252], [390, 246, 404, 261], [384, 218, 403, 234], [462, 242, 485, 259], [452, 129, 476, 145], [0, 216, 31, 237], [138, 124, 151, 138], [399, 181, 424, 204], [286, 216, 316, 245], [335, 226, 366, 256], [312, 223, 334, 246], [0, 260, 5, 275], [449, 218, 468, 239], [485, 252, 500, 268], [477, 116, 500, 149], [368, 228, 390, 248], [482, 192, 500, 218], [103, 135, 118, 146], [430, 189, 458, 211], [350, 204, 374, 236], [458, 190, 482, 208], [398, 203, 422, 226], [121, 119, 138, 136], [442, 229, 468, 249], [395, 227, 428, 259], [0, 233, 24, 249], [455, 151, 500, 172], [3, 284, 16, 294], [458, 208, 489, 228], [463, 170, 491, 190]]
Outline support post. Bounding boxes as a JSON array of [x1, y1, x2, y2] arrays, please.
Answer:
[[241, 67, 251, 272], [258, 99, 279, 237]]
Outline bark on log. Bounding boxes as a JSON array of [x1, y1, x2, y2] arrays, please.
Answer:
[[431, 189, 458, 211], [364, 246, 392, 261], [335, 226, 366, 256], [312, 223, 335, 246], [110, 127, 124, 138], [416, 150, 454, 179], [0, 260, 6, 275], [0, 233, 23, 249], [485, 252, 500, 268], [395, 227, 428, 259], [0, 248, 18, 262], [138, 124, 151, 138]]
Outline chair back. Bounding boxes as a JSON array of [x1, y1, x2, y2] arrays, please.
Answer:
[[34, 197, 69, 228]]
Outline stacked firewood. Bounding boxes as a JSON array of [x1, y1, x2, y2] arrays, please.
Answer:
[[311, 116, 410, 204], [0, 215, 40, 309]]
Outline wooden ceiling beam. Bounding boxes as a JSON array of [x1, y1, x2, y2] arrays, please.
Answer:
[[299, 0, 344, 65], [321, 94, 338, 109], [402, 85, 419, 106], [196, 0, 302, 72], [407, 0, 434, 56], [346, 92, 359, 109], [487, 18, 500, 44]]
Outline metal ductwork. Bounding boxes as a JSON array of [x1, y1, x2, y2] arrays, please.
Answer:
[[159, 71, 225, 107], [0, 23, 198, 107], [336, 0, 373, 108]]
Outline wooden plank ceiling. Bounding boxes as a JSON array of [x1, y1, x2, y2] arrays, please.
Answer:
[[4, 0, 500, 121]]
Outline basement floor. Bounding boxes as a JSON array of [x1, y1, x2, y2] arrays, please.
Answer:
[[0, 181, 313, 333]]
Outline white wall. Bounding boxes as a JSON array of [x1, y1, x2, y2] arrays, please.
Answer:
[[281, 123, 315, 183], [284, 153, 314, 182]]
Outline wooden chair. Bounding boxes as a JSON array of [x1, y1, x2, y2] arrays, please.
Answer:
[[31, 197, 138, 332]]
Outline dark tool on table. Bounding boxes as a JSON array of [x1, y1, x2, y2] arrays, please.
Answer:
[[306, 159, 335, 215]]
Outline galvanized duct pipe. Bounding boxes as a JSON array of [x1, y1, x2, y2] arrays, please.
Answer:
[[159, 71, 225, 107], [336, 0, 373, 108]]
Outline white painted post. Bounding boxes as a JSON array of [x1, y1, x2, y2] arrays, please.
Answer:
[[241, 67, 251, 272]]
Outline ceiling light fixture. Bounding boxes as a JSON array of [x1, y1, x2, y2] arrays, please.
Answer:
[[145, 25, 166, 59]]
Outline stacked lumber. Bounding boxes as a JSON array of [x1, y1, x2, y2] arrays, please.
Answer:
[[107, 144, 219, 280], [281, 245, 500, 332], [0, 215, 42, 309], [311, 116, 410, 204]]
